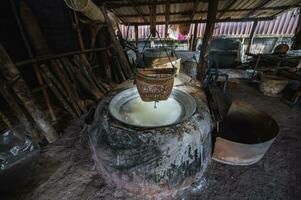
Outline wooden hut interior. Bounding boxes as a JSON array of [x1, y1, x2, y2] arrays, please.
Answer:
[[0, 0, 301, 199]]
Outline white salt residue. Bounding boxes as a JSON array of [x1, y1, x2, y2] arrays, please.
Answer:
[[191, 178, 208, 192], [120, 97, 182, 127]]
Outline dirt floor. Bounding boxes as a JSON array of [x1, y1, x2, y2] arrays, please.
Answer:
[[2, 80, 301, 200]]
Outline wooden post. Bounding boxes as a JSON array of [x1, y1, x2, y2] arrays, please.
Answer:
[[197, 0, 218, 81], [100, 6, 133, 79], [0, 44, 58, 143], [0, 80, 40, 142], [246, 20, 258, 54], [150, 0, 157, 37], [192, 22, 198, 51], [14, 0, 56, 121], [135, 25, 139, 47], [165, 0, 170, 38], [291, 7, 301, 50]]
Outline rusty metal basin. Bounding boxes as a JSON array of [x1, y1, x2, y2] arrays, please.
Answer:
[[212, 101, 279, 165]]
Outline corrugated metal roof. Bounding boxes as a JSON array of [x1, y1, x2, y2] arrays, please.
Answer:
[[100, 0, 301, 25], [120, 8, 300, 39]]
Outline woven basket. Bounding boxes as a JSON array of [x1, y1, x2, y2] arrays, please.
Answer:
[[135, 68, 177, 102], [259, 74, 289, 97]]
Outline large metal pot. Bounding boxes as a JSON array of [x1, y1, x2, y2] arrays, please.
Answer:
[[213, 101, 279, 165]]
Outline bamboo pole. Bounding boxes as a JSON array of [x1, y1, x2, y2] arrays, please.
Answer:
[[0, 110, 24, 140], [14, 0, 56, 121], [0, 45, 58, 143], [291, 7, 301, 50], [40, 64, 78, 118], [63, 58, 103, 100], [15, 46, 111, 67], [55, 59, 85, 112], [135, 25, 139, 47], [192, 23, 198, 51], [0, 80, 40, 142], [100, 6, 133, 79]]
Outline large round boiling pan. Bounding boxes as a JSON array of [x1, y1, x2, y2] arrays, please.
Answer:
[[109, 87, 197, 128]]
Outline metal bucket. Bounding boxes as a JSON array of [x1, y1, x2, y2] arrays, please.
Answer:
[[212, 101, 279, 165]]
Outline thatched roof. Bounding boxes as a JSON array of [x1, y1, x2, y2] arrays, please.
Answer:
[[98, 0, 301, 25]]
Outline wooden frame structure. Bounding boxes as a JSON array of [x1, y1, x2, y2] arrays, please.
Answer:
[[100, 0, 301, 80]]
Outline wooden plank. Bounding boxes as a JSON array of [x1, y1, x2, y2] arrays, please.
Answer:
[[105, 0, 227, 8], [0, 44, 58, 143], [15, 46, 111, 66], [197, 0, 218, 81], [117, 5, 300, 18], [134, 5, 149, 24], [291, 7, 301, 50], [150, 0, 157, 37], [101, 6, 133, 79], [126, 16, 273, 26], [165, 0, 170, 38], [217, 0, 236, 19], [192, 22, 198, 51], [190, 0, 201, 21], [244, 0, 270, 18], [16, 0, 56, 121], [246, 20, 258, 54], [135, 25, 139, 47]]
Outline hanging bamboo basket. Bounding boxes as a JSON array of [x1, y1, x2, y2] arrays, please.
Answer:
[[135, 68, 177, 102]]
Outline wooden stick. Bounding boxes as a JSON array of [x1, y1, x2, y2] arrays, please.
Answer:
[[64, 58, 103, 100], [0, 81, 40, 142], [40, 63, 80, 116], [55, 59, 85, 112], [75, 56, 108, 93], [14, 0, 56, 121], [100, 6, 133, 79], [52, 60, 83, 115], [197, 0, 218, 81], [0, 45, 58, 143], [246, 20, 258, 54], [15, 46, 111, 67], [40, 64, 78, 118]]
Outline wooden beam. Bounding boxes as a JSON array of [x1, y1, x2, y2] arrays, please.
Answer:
[[15, 46, 112, 66], [116, 5, 301, 18], [150, 0, 157, 37], [271, 1, 301, 18], [197, 0, 218, 81], [192, 22, 198, 51], [105, 0, 220, 8], [191, 0, 201, 21], [14, 0, 56, 122], [165, 0, 170, 38], [100, 6, 133, 79], [134, 6, 149, 23], [217, 0, 236, 19], [246, 20, 258, 54], [0, 44, 58, 143], [135, 25, 139, 47], [128, 16, 273, 26], [291, 7, 301, 50], [244, 0, 270, 18]]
